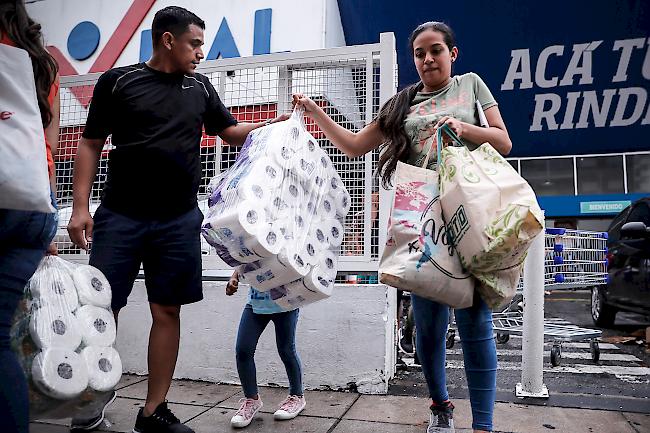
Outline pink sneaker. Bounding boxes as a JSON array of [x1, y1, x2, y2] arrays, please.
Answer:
[[273, 395, 306, 420], [230, 398, 263, 428]]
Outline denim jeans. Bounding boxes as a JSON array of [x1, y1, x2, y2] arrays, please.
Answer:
[[235, 304, 303, 398], [0, 194, 57, 433], [411, 293, 497, 432]]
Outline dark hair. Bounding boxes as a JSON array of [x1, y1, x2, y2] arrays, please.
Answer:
[[151, 6, 205, 47], [0, 1, 58, 128], [376, 22, 455, 188]]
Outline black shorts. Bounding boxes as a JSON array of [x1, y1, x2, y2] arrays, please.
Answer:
[[89, 204, 204, 310]]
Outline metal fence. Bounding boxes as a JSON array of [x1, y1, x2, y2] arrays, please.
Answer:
[[54, 33, 397, 275]]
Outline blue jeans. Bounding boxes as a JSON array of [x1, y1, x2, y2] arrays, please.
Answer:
[[411, 293, 497, 432], [235, 304, 302, 398], [0, 195, 57, 433]]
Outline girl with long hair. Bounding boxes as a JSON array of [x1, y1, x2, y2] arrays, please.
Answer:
[[293, 21, 512, 433]]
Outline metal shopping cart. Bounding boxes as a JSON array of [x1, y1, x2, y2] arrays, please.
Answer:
[[448, 228, 608, 367]]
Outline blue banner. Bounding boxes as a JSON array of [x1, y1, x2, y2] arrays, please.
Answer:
[[337, 0, 650, 158]]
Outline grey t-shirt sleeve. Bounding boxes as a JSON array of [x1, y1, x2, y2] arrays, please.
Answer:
[[471, 72, 498, 110]]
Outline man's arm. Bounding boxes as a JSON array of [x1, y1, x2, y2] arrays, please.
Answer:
[[67, 137, 105, 250], [218, 114, 290, 146]]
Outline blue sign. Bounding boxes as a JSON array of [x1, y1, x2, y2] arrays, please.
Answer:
[[580, 200, 631, 214], [337, 0, 650, 158]]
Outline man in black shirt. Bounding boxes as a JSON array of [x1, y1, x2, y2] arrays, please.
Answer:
[[67, 7, 287, 433]]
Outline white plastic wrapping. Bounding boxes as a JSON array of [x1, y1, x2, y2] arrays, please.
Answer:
[[11, 256, 122, 419], [202, 109, 351, 310]]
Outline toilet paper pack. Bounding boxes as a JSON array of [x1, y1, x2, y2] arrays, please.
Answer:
[[202, 108, 351, 311], [10, 256, 123, 419]]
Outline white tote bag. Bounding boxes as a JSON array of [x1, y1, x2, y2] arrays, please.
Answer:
[[379, 157, 475, 309], [0, 43, 54, 213]]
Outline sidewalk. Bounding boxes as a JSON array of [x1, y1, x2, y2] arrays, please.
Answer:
[[31, 375, 649, 433]]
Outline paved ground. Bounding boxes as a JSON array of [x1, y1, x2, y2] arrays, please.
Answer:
[[31, 375, 650, 433], [392, 290, 650, 414]]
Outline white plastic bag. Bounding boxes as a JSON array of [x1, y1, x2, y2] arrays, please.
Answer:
[[11, 256, 122, 419], [202, 109, 350, 310], [0, 43, 54, 213]]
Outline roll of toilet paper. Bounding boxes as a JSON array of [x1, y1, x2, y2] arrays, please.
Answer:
[[228, 235, 267, 264], [303, 266, 334, 297], [322, 218, 345, 249], [301, 234, 322, 267], [329, 172, 344, 196], [319, 250, 339, 279], [30, 306, 82, 350], [244, 224, 285, 258], [280, 177, 303, 207], [249, 157, 284, 187], [270, 144, 296, 171], [30, 269, 79, 312], [207, 201, 267, 241], [32, 348, 89, 399], [330, 189, 351, 218], [222, 180, 268, 205], [317, 195, 336, 220], [81, 346, 122, 392], [241, 247, 310, 291], [308, 173, 331, 198], [294, 156, 317, 179], [310, 223, 330, 250], [315, 148, 333, 173], [72, 265, 112, 309], [267, 194, 290, 217], [75, 305, 117, 347], [303, 199, 319, 219]]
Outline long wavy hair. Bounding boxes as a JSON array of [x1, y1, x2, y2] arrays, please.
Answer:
[[376, 21, 455, 188], [0, 0, 58, 128]]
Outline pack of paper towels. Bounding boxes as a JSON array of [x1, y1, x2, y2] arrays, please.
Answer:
[[202, 109, 351, 310], [14, 256, 122, 407]]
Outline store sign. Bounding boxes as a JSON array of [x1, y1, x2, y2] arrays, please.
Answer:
[[580, 200, 631, 214]]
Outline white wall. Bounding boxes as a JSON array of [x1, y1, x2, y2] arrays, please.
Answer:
[[115, 281, 397, 394]]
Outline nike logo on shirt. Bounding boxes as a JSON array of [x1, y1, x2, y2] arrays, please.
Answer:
[[182, 85, 194, 89]]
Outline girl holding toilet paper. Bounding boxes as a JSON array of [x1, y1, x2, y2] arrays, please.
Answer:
[[293, 21, 513, 433], [225, 270, 306, 428]]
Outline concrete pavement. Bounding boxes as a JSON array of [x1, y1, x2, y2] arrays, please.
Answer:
[[31, 375, 650, 433]]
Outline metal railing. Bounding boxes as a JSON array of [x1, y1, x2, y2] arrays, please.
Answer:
[[54, 33, 397, 275]]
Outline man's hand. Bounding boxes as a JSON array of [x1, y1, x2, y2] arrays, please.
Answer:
[[270, 113, 291, 124], [67, 208, 93, 251], [226, 270, 239, 296]]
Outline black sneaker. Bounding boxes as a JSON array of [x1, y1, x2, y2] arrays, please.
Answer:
[[427, 401, 455, 433], [133, 402, 195, 433], [70, 390, 117, 432]]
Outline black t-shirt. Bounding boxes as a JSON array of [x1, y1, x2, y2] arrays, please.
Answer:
[[83, 63, 237, 220]]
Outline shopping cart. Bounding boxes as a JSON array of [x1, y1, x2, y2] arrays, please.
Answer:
[[447, 228, 608, 367]]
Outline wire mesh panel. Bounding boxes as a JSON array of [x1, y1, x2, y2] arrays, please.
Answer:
[[54, 37, 397, 272], [544, 228, 609, 288]]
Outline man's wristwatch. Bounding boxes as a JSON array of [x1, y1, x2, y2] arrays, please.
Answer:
[[264, 119, 273, 126]]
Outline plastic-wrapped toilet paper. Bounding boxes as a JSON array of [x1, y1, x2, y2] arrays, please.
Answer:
[[244, 224, 285, 258], [322, 218, 345, 249], [274, 267, 333, 310], [72, 265, 112, 308], [30, 306, 82, 350], [330, 189, 351, 218], [315, 148, 332, 173], [30, 269, 79, 312], [32, 348, 89, 399], [81, 346, 122, 392], [270, 144, 296, 170], [75, 305, 117, 347]]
